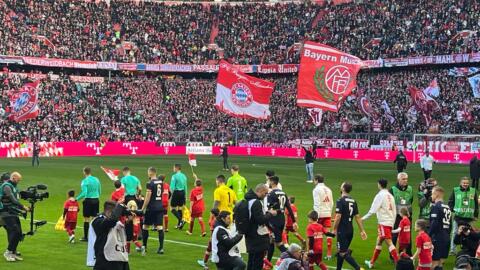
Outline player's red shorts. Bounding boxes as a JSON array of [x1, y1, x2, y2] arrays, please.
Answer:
[[308, 253, 323, 265], [377, 225, 392, 239], [399, 243, 409, 251], [191, 211, 203, 218], [417, 267, 431, 270], [64, 221, 77, 231], [317, 217, 331, 228], [285, 226, 295, 232]]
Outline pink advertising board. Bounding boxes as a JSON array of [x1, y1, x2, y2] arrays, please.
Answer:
[[0, 142, 475, 164]]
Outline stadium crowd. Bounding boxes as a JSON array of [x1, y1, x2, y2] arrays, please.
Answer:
[[0, 67, 478, 142], [0, 0, 479, 64]]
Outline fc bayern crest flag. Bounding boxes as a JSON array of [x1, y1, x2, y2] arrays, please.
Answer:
[[9, 80, 41, 122], [297, 41, 364, 112], [215, 60, 275, 119]]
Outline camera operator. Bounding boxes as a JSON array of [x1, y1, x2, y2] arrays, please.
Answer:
[[90, 200, 131, 270], [454, 224, 480, 258], [417, 178, 437, 226], [0, 172, 30, 262], [275, 243, 309, 270]]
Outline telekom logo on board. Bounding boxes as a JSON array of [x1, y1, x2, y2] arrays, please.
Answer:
[[86, 143, 102, 155], [122, 143, 138, 155]]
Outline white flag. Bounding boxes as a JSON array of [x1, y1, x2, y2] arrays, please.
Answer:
[[307, 108, 323, 127]]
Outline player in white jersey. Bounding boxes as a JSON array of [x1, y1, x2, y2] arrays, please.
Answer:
[[312, 174, 334, 259], [362, 179, 399, 269]]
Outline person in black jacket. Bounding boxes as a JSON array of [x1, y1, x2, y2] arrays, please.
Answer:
[[302, 146, 315, 183], [92, 201, 131, 270], [32, 142, 40, 167], [244, 184, 277, 270], [393, 150, 407, 173], [221, 145, 229, 171], [453, 224, 480, 258], [469, 155, 479, 190], [212, 211, 245, 270]]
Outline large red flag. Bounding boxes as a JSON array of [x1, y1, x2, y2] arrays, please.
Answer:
[[215, 60, 275, 119], [9, 80, 41, 122], [297, 41, 363, 112]]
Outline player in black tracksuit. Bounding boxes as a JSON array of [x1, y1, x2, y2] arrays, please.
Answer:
[[428, 186, 451, 270], [266, 176, 296, 263], [333, 182, 367, 270]]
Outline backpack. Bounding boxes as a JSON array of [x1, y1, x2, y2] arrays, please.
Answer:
[[233, 199, 254, 234]]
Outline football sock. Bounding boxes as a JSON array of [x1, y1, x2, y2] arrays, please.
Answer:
[[142, 229, 149, 248], [164, 215, 169, 230], [327, 237, 333, 256], [319, 262, 327, 270], [189, 219, 194, 233], [83, 222, 89, 238], [344, 254, 361, 269], [203, 240, 212, 263], [178, 209, 183, 223], [281, 231, 288, 244], [158, 230, 164, 250], [199, 219, 205, 233], [388, 244, 399, 263], [336, 253, 345, 270], [295, 232, 305, 242], [371, 245, 382, 264]]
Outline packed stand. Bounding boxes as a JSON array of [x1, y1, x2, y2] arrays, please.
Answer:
[[0, 0, 479, 64], [1, 67, 479, 142]]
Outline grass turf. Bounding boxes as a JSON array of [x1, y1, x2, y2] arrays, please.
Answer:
[[0, 155, 468, 270]]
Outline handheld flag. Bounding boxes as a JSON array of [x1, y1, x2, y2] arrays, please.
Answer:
[[468, 74, 480, 98], [297, 41, 364, 112], [215, 60, 275, 119], [9, 80, 41, 122], [55, 216, 65, 231], [307, 108, 323, 127], [100, 166, 120, 181], [182, 206, 192, 224], [188, 154, 197, 167]]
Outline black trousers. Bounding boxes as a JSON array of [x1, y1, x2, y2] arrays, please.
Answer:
[[391, 215, 412, 256], [223, 157, 229, 169], [2, 215, 22, 253], [32, 155, 39, 167], [94, 256, 130, 270], [217, 257, 246, 270], [471, 177, 479, 190], [397, 166, 406, 173], [247, 251, 265, 270], [423, 169, 432, 180]]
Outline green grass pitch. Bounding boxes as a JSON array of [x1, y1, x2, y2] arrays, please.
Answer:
[[0, 155, 467, 269]]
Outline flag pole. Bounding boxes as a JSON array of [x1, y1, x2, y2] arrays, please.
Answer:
[[235, 118, 238, 146]]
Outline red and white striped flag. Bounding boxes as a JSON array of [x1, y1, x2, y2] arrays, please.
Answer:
[[101, 166, 120, 181], [215, 60, 275, 119], [188, 154, 197, 167]]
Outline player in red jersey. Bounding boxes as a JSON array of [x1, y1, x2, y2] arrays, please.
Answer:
[[282, 196, 306, 247], [412, 219, 432, 270], [187, 179, 206, 236], [63, 190, 79, 243], [198, 208, 220, 270], [392, 207, 411, 254], [162, 181, 172, 232], [306, 210, 335, 270], [110, 180, 125, 202]]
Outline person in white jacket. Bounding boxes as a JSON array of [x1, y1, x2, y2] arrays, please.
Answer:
[[312, 174, 334, 259], [420, 150, 435, 180], [362, 179, 398, 269]]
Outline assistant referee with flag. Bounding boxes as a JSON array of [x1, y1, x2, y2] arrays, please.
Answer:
[[77, 167, 102, 242]]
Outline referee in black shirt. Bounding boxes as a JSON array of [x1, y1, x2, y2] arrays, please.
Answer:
[[333, 182, 367, 270]]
